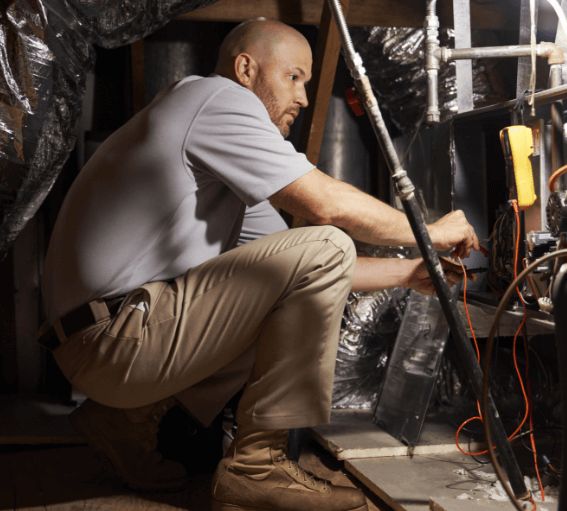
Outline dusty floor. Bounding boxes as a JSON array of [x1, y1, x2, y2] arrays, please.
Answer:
[[0, 440, 388, 510]]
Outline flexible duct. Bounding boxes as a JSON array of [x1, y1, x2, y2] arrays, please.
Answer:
[[0, 0, 217, 257]]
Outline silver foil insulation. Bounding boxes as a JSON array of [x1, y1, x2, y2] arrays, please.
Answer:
[[351, 26, 495, 132], [0, 0, 217, 256], [333, 246, 410, 409]]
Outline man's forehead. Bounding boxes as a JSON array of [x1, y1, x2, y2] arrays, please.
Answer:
[[270, 37, 312, 69]]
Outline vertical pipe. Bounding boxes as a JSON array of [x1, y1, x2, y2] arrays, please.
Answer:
[[425, 0, 440, 123], [550, 64, 564, 178]]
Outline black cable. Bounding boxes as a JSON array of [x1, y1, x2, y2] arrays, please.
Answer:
[[482, 249, 567, 510]]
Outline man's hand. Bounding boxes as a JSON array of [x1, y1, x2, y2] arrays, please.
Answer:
[[405, 258, 464, 295], [428, 210, 480, 258]]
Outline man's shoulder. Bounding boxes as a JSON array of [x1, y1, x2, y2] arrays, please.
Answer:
[[171, 74, 268, 125], [175, 74, 255, 101]]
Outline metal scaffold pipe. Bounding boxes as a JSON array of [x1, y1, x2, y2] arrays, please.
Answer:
[[325, 0, 530, 504]]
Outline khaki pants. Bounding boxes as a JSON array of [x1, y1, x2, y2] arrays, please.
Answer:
[[54, 226, 356, 430]]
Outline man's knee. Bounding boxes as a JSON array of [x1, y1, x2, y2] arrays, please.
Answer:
[[312, 225, 356, 273]]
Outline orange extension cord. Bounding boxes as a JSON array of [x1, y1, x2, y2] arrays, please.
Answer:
[[455, 199, 544, 504]]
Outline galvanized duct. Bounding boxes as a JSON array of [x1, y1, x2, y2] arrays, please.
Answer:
[[0, 0, 217, 258], [317, 61, 376, 194], [143, 20, 228, 104]]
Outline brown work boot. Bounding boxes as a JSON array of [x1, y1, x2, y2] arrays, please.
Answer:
[[69, 398, 189, 492], [211, 428, 368, 511]]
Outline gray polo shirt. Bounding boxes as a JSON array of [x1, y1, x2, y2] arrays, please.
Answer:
[[43, 75, 314, 321]]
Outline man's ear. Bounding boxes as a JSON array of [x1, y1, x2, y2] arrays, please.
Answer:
[[234, 53, 257, 88]]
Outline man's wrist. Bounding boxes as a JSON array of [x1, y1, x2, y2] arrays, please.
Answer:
[[401, 258, 420, 289]]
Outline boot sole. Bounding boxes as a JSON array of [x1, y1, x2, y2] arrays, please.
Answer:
[[211, 500, 368, 511], [70, 405, 188, 492]]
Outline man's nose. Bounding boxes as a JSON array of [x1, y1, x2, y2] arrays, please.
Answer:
[[296, 86, 309, 108]]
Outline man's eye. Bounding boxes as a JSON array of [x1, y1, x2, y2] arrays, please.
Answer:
[[289, 74, 298, 81]]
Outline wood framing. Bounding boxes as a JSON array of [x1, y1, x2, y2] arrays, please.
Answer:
[[181, 0, 517, 30], [299, 0, 348, 165]]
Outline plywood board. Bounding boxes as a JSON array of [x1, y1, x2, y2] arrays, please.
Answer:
[[345, 453, 521, 511], [312, 410, 483, 460]]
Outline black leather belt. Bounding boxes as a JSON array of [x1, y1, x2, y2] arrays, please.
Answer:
[[38, 295, 126, 351]]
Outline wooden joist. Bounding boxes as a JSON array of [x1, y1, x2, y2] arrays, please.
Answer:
[[181, 0, 518, 30]]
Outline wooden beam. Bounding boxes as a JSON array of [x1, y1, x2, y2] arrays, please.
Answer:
[[181, 0, 518, 30], [300, 0, 348, 165]]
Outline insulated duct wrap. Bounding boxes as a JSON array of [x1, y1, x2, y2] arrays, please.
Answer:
[[332, 246, 410, 409], [0, 0, 217, 257], [351, 27, 497, 132]]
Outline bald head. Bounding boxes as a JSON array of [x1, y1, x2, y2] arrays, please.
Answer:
[[215, 19, 312, 137], [215, 19, 309, 77]]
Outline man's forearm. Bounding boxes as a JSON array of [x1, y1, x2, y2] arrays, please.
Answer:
[[271, 169, 416, 246], [271, 168, 478, 255], [351, 256, 419, 292], [330, 180, 416, 246]]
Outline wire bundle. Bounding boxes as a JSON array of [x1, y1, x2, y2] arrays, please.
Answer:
[[457, 199, 547, 509]]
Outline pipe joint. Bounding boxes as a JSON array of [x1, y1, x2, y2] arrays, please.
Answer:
[[439, 46, 451, 63], [392, 169, 415, 200], [544, 43, 565, 65], [347, 52, 366, 80], [426, 106, 441, 124]]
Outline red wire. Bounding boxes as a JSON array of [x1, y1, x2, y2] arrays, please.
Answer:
[[455, 201, 541, 507], [455, 267, 485, 457], [523, 330, 545, 502]]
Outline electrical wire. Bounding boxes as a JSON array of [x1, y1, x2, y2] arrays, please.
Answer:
[[510, 202, 532, 461], [514, 203, 544, 501], [455, 261, 485, 456], [523, 332, 546, 501], [481, 249, 567, 511], [455, 208, 532, 459], [547, 163, 567, 192], [512, 200, 530, 306], [544, 0, 567, 40]]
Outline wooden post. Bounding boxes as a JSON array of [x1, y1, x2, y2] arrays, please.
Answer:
[[299, 0, 350, 165], [292, 0, 349, 227]]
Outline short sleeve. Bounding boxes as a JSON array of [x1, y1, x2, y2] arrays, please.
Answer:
[[185, 84, 314, 207]]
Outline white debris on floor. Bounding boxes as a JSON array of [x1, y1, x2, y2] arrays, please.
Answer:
[[452, 467, 558, 509]]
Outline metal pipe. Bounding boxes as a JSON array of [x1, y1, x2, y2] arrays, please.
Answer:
[[454, 83, 567, 119], [439, 42, 563, 63], [549, 63, 564, 178], [425, 0, 440, 123], [326, 0, 530, 500]]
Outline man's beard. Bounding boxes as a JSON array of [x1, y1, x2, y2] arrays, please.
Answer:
[[253, 82, 293, 138]]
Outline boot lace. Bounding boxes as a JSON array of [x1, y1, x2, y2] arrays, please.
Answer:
[[274, 454, 329, 492]]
